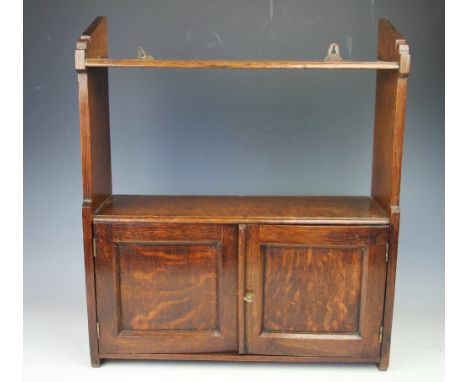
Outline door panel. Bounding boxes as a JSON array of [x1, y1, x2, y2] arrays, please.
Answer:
[[118, 243, 218, 332], [262, 246, 363, 334], [95, 223, 237, 354], [245, 225, 388, 357]]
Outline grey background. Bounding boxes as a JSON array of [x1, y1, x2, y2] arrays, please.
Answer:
[[24, 1, 444, 380]]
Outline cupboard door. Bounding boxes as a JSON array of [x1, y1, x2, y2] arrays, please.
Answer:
[[94, 223, 237, 354], [245, 225, 388, 358]]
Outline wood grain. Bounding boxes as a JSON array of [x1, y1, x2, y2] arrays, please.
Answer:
[[378, 207, 400, 370], [77, 69, 112, 211], [262, 246, 363, 333], [76, 16, 111, 368], [246, 225, 388, 358], [371, 19, 411, 214], [75, 16, 410, 369], [237, 224, 247, 354], [99, 352, 381, 363], [81, 206, 100, 367], [117, 243, 219, 331], [85, 58, 399, 70], [94, 195, 389, 225], [370, 19, 411, 370], [76, 16, 112, 211], [75, 16, 108, 70], [94, 223, 238, 354], [260, 225, 388, 246]]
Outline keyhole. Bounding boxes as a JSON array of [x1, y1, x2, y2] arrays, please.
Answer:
[[331, 45, 337, 54]]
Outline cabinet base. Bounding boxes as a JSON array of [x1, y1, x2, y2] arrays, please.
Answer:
[[97, 353, 383, 368]]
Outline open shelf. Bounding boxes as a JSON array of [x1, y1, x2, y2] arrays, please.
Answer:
[[93, 195, 389, 225], [85, 58, 399, 70]]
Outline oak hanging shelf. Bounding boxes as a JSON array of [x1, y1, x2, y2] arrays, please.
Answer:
[[76, 16, 410, 370]]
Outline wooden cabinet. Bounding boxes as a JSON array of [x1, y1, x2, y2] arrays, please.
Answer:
[[93, 222, 388, 360], [76, 18, 410, 369]]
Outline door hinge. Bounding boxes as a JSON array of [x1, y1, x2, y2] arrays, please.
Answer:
[[379, 326, 383, 343], [93, 238, 97, 258], [385, 243, 389, 262], [96, 322, 100, 339]]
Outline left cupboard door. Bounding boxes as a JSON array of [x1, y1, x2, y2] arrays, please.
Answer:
[[93, 223, 238, 355]]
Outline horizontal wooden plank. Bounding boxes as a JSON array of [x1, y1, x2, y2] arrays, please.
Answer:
[[260, 225, 388, 246], [85, 58, 399, 70], [99, 352, 381, 363], [104, 222, 223, 241], [93, 195, 389, 225]]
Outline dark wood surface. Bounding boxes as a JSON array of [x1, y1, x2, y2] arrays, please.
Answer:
[[85, 58, 399, 70], [261, 246, 363, 333], [76, 17, 410, 369], [245, 225, 388, 357], [379, 207, 401, 370], [81, 206, 100, 367], [371, 20, 410, 214], [94, 223, 238, 354], [370, 19, 411, 371], [237, 224, 247, 354], [117, 242, 219, 331], [76, 15, 111, 368], [76, 16, 112, 212], [94, 195, 389, 225], [99, 353, 380, 363], [75, 16, 108, 70], [77, 68, 112, 212]]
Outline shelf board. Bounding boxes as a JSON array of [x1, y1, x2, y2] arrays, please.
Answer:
[[85, 59, 399, 70], [93, 195, 389, 225]]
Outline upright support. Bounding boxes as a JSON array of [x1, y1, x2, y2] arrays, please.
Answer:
[[237, 224, 247, 354], [75, 16, 112, 367], [371, 19, 411, 370]]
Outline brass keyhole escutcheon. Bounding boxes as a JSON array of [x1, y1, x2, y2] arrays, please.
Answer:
[[244, 291, 253, 303]]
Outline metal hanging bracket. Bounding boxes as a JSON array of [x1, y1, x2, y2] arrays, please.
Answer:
[[324, 43, 343, 61], [136, 47, 154, 60]]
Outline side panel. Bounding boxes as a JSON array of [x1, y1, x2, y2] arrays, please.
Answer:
[[76, 16, 111, 367], [371, 19, 410, 370], [371, 20, 410, 213]]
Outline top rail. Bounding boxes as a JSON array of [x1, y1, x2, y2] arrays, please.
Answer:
[[85, 58, 399, 70]]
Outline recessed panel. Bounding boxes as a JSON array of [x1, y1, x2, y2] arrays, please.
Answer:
[[262, 245, 363, 334], [117, 242, 219, 331]]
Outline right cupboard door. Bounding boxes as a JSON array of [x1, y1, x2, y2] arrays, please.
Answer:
[[245, 225, 388, 358]]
